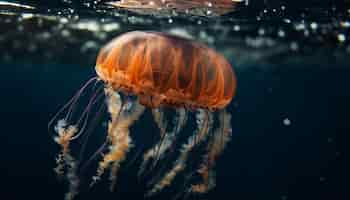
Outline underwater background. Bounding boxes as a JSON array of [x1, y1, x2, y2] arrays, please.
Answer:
[[0, 0, 349, 200]]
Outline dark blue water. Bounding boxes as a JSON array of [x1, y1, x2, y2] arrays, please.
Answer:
[[0, 1, 349, 200]]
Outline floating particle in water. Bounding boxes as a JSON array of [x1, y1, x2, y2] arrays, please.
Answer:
[[168, 28, 193, 39], [206, 9, 213, 15], [80, 40, 98, 53], [61, 29, 71, 38], [62, 0, 72, 4], [233, 25, 240, 31], [278, 29, 286, 38], [84, 2, 91, 8], [73, 21, 100, 32], [290, 42, 299, 51], [283, 118, 291, 126], [284, 18, 291, 24], [310, 22, 318, 30], [295, 23, 306, 31], [199, 30, 214, 44], [337, 33, 346, 43], [21, 13, 34, 20], [68, 8, 75, 14], [38, 32, 51, 40], [59, 17, 69, 24], [258, 28, 265, 36], [340, 21, 350, 28], [102, 23, 120, 32], [17, 25, 24, 32], [320, 176, 326, 182]]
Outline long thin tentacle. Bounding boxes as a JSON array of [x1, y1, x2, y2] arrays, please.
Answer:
[[48, 77, 99, 132], [70, 88, 104, 141], [146, 108, 187, 186], [190, 109, 232, 194], [139, 107, 187, 178], [146, 109, 213, 196], [78, 100, 106, 165]]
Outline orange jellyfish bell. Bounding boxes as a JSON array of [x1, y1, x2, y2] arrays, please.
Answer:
[[51, 31, 237, 200], [95, 31, 236, 110], [108, 0, 245, 16]]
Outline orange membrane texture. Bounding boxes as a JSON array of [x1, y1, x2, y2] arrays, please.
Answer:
[[95, 31, 236, 110], [109, 0, 243, 16]]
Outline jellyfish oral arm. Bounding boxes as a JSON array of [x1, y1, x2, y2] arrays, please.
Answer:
[[92, 86, 145, 189], [53, 120, 80, 200]]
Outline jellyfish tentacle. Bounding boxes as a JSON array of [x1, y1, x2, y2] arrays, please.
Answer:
[[163, 107, 187, 158], [91, 86, 145, 189], [145, 108, 188, 185], [70, 88, 104, 141], [171, 172, 195, 200], [138, 107, 187, 177], [64, 153, 80, 200], [53, 120, 80, 200], [146, 109, 213, 196], [78, 101, 106, 169], [138, 107, 168, 177], [90, 86, 123, 186], [108, 99, 145, 191], [74, 85, 103, 125], [48, 77, 99, 132], [190, 110, 232, 194], [109, 161, 119, 191], [150, 108, 168, 168], [52, 79, 105, 200], [65, 78, 101, 122], [80, 139, 108, 175]]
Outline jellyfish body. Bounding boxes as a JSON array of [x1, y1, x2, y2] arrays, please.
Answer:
[[96, 31, 236, 110], [52, 31, 236, 200], [108, 0, 245, 16]]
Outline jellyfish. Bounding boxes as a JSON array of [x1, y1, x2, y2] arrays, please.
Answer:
[[50, 31, 236, 200], [108, 0, 245, 16]]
